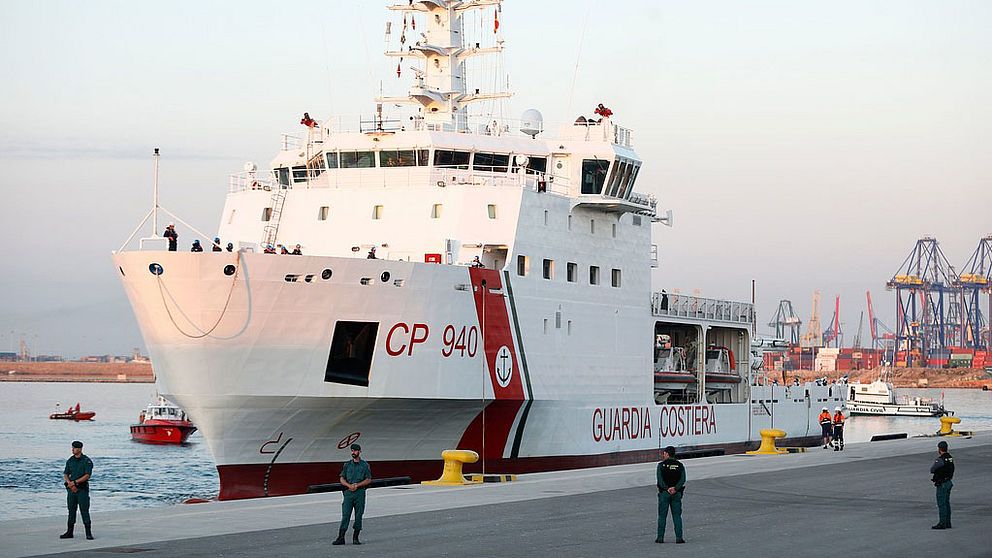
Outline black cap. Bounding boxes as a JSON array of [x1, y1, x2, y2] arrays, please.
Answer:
[[937, 441, 948, 451], [663, 445, 676, 457], [71, 441, 83, 448], [350, 443, 361, 451]]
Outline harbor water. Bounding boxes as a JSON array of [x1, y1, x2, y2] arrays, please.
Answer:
[[1, 382, 990, 521]]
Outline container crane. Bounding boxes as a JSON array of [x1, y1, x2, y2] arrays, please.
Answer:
[[852, 311, 864, 349], [954, 235, 992, 349], [822, 295, 842, 348], [800, 290, 822, 347], [885, 237, 960, 366], [768, 300, 802, 346]]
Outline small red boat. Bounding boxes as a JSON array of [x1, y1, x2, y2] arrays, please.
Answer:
[[130, 397, 197, 445], [49, 403, 96, 421]]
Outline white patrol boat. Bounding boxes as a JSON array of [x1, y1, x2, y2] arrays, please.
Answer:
[[112, 0, 844, 500], [845, 372, 948, 417]]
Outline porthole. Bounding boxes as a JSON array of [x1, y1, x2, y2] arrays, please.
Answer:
[[321, 268, 333, 280], [380, 271, 391, 282], [223, 265, 236, 276], [148, 263, 164, 276], [304, 274, 314, 283]]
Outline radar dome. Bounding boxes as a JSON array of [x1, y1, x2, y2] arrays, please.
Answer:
[[520, 109, 544, 138]]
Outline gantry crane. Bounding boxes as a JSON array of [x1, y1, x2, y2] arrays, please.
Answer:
[[953, 235, 992, 349], [886, 237, 960, 366], [822, 295, 842, 348], [852, 311, 864, 349], [768, 300, 802, 346], [800, 290, 822, 347]]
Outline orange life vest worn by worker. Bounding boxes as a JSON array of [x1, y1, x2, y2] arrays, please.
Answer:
[[819, 411, 832, 425], [833, 412, 845, 426]]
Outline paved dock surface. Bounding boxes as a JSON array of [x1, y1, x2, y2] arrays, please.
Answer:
[[3, 433, 990, 558]]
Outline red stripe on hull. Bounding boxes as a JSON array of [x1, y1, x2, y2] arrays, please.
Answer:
[[455, 400, 525, 460], [215, 435, 821, 500], [468, 268, 525, 400]]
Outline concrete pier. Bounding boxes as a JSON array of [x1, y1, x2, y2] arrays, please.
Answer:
[[3, 432, 990, 558]]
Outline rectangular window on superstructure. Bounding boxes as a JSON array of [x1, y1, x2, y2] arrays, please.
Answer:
[[380, 150, 417, 167], [543, 259, 554, 280], [487, 204, 497, 219], [567, 214, 572, 231], [543, 210, 549, 226], [431, 204, 442, 219], [262, 207, 272, 221], [517, 255, 529, 276], [567, 262, 577, 283], [372, 205, 383, 220], [611, 268, 622, 288], [340, 151, 376, 168], [417, 149, 429, 166], [633, 215, 642, 226], [318, 206, 329, 221], [605, 158, 623, 197], [617, 162, 636, 198], [620, 164, 640, 199], [581, 159, 610, 194], [590, 265, 600, 285], [292, 165, 308, 183], [612, 223, 617, 238], [274, 167, 291, 186], [526, 156, 548, 175], [325, 152, 339, 169], [590, 219, 596, 234], [434, 150, 470, 170], [473, 152, 510, 173]]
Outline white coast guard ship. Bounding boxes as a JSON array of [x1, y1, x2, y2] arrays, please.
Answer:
[[113, 1, 844, 500]]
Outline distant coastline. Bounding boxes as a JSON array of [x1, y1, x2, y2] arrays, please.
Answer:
[[0, 361, 154, 383]]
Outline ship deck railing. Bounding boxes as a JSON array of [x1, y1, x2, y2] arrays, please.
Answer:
[[652, 292, 755, 326], [275, 114, 634, 148], [228, 167, 573, 196]]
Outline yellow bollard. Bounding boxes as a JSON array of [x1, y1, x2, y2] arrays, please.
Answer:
[[746, 428, 789, 455], [937, 416, 962, 437], [422, 449, 483, 486]]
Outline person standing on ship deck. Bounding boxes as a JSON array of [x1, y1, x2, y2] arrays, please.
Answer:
[[60, 441, 94, 540], [656, 445, 686, 544], [333, 443, 372, 545], [163, 223, 178, 252], [930, 440, 955, 529]]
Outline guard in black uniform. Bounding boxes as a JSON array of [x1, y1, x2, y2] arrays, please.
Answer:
[[930, 440, 955, 529], [163, 223, 178, 252], [61, 441, 94, 540], [656, 445, 686, 544]]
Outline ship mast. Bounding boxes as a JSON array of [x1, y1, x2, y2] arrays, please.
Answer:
[[380, 0, 511, 132]]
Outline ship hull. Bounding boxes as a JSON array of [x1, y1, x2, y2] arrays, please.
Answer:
[[113, 251, 845, 500]]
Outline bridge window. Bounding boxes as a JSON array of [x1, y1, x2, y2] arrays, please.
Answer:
[[292, 165, 308, 183], [581, 159, 610, 194], [605, 159, 623, 197], [474, 152, 510, 173], [543, 259, 554, 280], [318, 206, 329, 221], [380, 150, 417, 167], [617, 163, 638, 199], [434, 150, 471, 170], [526, 156, 548, 175], [274, 167, 291, 186], [517, 255, 530, 276], [340, 151, 376, 168], [567, 262, 577, 283], [590, 265, 600, 285], [325, 152, 339, 169], [611, 269, 622, 288]]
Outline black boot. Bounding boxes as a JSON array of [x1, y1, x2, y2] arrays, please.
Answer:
[[84, 523, 94, 540], [353, 529, 362, 545], [332, 528, 346, 545], [59, 523, 74, 539]]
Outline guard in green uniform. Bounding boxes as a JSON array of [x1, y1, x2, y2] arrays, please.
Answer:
[[930, 440, 955, 529], [656, 445, 686, 544], [61, 440, 94, 540], [333, 443, 372, 545]]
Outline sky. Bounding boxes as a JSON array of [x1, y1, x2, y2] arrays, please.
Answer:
[[1, 0, 990, 357]]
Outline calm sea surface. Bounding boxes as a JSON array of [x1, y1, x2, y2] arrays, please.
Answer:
[[0, 382, 989, 520]]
